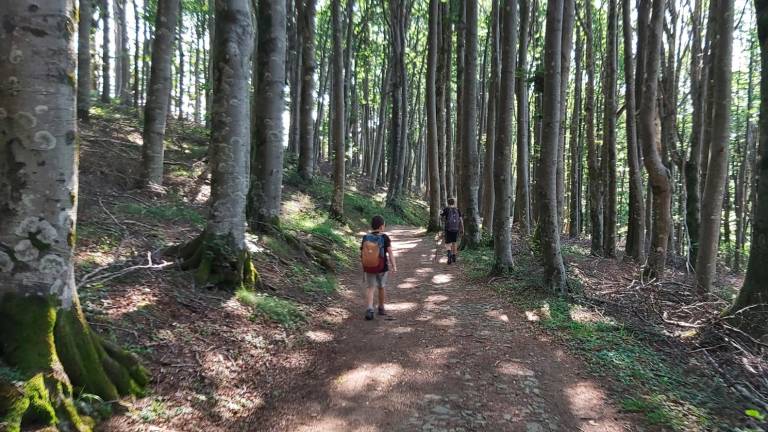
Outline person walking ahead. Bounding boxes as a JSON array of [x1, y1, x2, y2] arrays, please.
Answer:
[[360, 215, 397, 320], [441, 198, 464, 264]]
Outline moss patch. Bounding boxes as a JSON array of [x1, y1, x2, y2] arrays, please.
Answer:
[[171, 230, 260, 290]]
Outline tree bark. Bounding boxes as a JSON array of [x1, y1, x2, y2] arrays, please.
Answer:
[[514, 0, 531, 234], [567, 25, 582, 238], [602, 0, 618, 256], [492, 0, 518, 273], [141, 0, 180, 187], [482, 0, 500, 235], [539, 0, 567, 293], [622, 0, 645, 262], [385, 0, 408, 210], [78, 0, 93, 121], [585, 0, 603, 255], [0, 3, 148, 429], [443, 2, 454, 200], [639, 0, 671, 279], [556, 0, 574, 230], [695, 0, 733, 293], [100, 0, 111, 102], [330, 0, 346, 219], [728, 0, 768, 336], [115, 0, 130, 105], [249, 0, 287, 231], [426, 0, 442, 232], [460, 0, 481, 248], [298, 0, 317, 180]]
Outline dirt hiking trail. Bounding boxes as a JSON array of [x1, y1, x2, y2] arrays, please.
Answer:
[[255, 227, 644, 432]]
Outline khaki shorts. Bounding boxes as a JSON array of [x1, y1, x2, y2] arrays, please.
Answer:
[[364, 272, 388, 289]]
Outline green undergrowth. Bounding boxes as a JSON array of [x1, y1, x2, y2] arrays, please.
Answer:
[[236, 289, 306, 329], [115, 199, 205, 228], [463, 246, 739, 431]]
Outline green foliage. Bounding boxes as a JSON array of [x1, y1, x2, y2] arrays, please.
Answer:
[[236, 290, 306, 329], [302, 275, 338, 295]]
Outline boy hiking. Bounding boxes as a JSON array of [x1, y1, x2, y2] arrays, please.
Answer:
[[360, 215, 397, 320], [441, 198, 464, 264]]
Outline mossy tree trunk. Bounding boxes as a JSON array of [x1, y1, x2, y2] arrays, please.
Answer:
[[249, 0, 287, 232], [0, 3, 148, 430], [330, 0, 346, 219], [173, 0, 258, 289], [426, 0, 442, 232], [297, 0, 318, 180]]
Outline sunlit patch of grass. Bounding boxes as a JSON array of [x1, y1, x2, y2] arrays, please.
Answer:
[[236, 289, 306, 329], [302, 275, 338, 294]]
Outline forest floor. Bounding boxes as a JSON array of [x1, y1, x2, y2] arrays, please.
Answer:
[[72, 105, 764, 432]]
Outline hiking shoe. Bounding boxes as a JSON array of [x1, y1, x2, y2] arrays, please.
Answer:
[[365, 308, 375, 320], [378, 306, 387, 316]]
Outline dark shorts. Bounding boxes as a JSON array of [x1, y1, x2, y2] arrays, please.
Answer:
[[445, 230, 459, 244]]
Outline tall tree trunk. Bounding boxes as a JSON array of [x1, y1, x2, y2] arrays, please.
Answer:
[[78, 0, 93, 121], [133, 0, 141, 109], [602, 0, 618, 256], [735, 38, 756, 273], [343, 0, 355, 163], [426, 0, 442, 232], [585, 0, 603, 255], [249, 0, 287, 231], [330, 0, 346, 219], [515, 0, 531, 234], [176, 17, 184, 120], [622, 0, 645, 262], [385, 0, 408, 209], [298, 0, 317, 180], [101, 0, 111, 102], [141, 0, 180, 187], [370, 61, 390, 188], [460, 0, 481, 248], [539, 0, 567, 293], [116, 0, 130, 105], [482, 0, 500, 235], [639, 0, 670, 279], [454, 0, 464, 208], [727, 0, 768, 336], [443, 2, 454, 199], [174, 0, 258, 288], [556, 0, 574, 230], [0, 3, 148, 429], [695, 0, 733, 293], [287, 0, 299, 154], [568, 26, 583, 237], [492, 0, 518, 273], [685, 0, 704, 267], [436, 3, 448, 206]]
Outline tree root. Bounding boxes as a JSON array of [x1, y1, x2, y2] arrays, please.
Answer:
[[170, 231, 260, 290], [0, 294, 148, 432]]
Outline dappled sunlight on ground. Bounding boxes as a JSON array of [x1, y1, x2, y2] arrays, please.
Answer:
[[333, 362, 405, 396], [486, 309, 511, 323], [305, 330, 334, 343], [496, 360, 536, 377], [431, 273, 454, 284]]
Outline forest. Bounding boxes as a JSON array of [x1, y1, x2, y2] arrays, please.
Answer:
[[1, 0, 767, 430]]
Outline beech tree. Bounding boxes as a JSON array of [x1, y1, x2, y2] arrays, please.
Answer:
[[0, 2, 147, 429], [100, 0, 111, 102], [77, 0, 92, 121], [539, 0, 568, 293], [602, 0, 618, 257], [460, 0, 481, 248], [639, 0, 670, 279], [248, 0, 287, 231], [172, 0, 257, 288], [330, 0, 345, 219], [585, 0, 603, 256], [514, 0, 531, 234], [696, 0, 733, 293], [492, 0, 517, 273], [426, 0, 441, 232], [141, 0, 180, 187], [298, 0, 318, 180]]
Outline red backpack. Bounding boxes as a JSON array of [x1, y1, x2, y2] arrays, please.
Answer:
[[361, 233, 386, 273]]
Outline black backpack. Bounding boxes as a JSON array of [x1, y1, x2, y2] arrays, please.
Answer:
[[445, 207, 461, 232]]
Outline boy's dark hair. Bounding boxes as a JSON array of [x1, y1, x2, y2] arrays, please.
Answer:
[[447, 198, 455, 206], [371, 215, 385, 230]]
